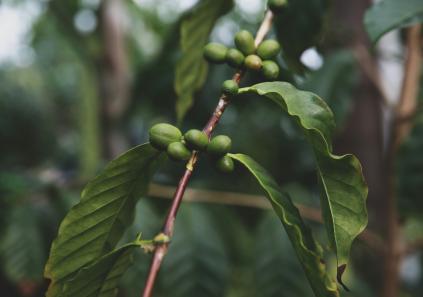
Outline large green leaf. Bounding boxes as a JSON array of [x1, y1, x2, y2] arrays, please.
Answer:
[[238, 82, 368, 284], [364, 0, 423, 43], [229, 154, 338, 297], [44, 143, 164, 296], [61, 238, 146, 297], [160, 204, 230, 297], [175, 0, 233, 122]]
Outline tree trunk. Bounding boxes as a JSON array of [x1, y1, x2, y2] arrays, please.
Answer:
[[331, 0, 399, 295]]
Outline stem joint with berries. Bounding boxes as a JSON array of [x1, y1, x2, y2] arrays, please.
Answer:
[[141, 2, 285, 296]]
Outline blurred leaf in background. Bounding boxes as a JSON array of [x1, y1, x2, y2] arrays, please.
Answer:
[[364, 0, 423, 43], [0, 205, 46, 283], [175, 0, 233, 123]]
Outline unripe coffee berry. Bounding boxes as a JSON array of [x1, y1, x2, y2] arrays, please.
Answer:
[[167, 142, 191, 161], [257, 40, 281, 59], [234, 30, 256, 55], [216, 155, 234, 173], [221, 80, 239, 96], [268, 0, 288, 13], [262, 60, 280, 80], [184, 129, 208, 151], [244, 55, 263, 71], [203, 43, 228, 64], [207, 135, 232, 155], [149, 123, 182, 150], [226, 48, 245, 67]]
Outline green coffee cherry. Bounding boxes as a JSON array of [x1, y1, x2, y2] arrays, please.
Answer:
[[222, 80, 239, 96], [167, 142, 191, 161], [184, 129, 208, 151], [149, 123, 182, 150], [226, 48, 245, 67], [203, 43, 228, 64], [234, 30, 256, 55], [207, 135, 232, 155], [268, 0, 288, 12], [244, 55, 263, 71], [262, 60, 280, 80], [216, 155, 234, 173], [257, 40, 281, 59]]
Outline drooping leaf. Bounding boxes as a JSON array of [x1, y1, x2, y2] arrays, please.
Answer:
[[44, 143, 164, 296], [255, 213, 314, 297], [0, 205, 46, 283], [160, 204, 230, 297], [274, 0, 329, 73], [175, 0, 233, 122], [238, 82, 368, 285], [229, 153, 338, 297], [61, 238, 147, 297], [364, 0, 423, 43]]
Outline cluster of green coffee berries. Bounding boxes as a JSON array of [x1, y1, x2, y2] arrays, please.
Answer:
[[203, 30, 281, 80], [149, 123, 234, 173]]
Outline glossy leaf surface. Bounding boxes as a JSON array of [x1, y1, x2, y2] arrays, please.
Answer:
[[230, 153, 339, 297], [44, 144, 164, 296], [239, 82, 368, 284]]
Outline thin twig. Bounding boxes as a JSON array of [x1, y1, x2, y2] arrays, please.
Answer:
[[141, 10, 275, 297]]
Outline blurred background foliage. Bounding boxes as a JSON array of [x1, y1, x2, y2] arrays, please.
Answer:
[[0, 0, 422, 297]]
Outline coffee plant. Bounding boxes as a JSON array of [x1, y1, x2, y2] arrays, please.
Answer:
[[43, 1, 374, 297]]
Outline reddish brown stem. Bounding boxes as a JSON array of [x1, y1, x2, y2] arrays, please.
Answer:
[[141, 10, 274, 297], [142, 169, 192, 297]]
